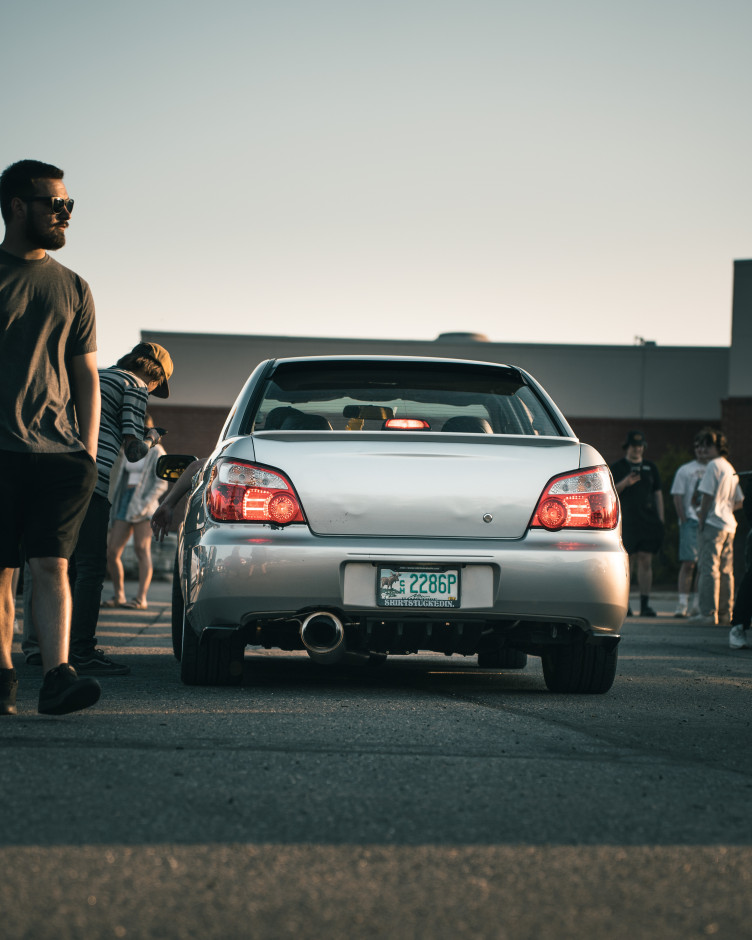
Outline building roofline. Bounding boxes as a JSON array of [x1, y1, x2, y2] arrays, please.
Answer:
[[141, 329, 729, 354]]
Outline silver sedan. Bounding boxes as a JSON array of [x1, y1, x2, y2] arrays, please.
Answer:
[[167, 356, 629, 693]]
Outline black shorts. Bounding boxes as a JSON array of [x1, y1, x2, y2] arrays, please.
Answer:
[[622, 520, 665, 556], [0, 449, 97, 567]]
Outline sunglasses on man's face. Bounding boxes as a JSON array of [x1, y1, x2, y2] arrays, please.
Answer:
[[26, 195, 74, 215]]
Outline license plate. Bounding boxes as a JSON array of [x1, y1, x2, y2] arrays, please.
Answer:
[[377, 567, 460, 608]]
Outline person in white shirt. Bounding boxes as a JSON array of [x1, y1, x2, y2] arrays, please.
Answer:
[[690, 430, 744, 626], [106, 415, 168, 612], [670, 430, 714, 617]]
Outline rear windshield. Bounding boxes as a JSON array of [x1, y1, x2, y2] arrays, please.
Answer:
[[247, 361, 562, 436]]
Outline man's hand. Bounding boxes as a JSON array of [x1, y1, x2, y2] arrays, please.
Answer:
[[70, 352, 100, 460], [151, 501, 174, 543], [616, 473, 640, 494], [150, 458, 207, 543]]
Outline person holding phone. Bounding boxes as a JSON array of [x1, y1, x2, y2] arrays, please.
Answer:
[[610, 430, 665, 617]]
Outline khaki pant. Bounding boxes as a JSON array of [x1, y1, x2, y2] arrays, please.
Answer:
[[697, 525, 735, 624]]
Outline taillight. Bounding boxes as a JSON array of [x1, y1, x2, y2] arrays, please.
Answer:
[[384, 418, 431, 430], [531, 466, 619, 531], [208, 459, 305, 524]]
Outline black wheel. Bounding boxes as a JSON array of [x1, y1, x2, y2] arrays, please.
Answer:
[[541, 641, 618, 694], [180, 614, 245, 686], [478, 648, 527, 670], [171, 552, 183, 661]]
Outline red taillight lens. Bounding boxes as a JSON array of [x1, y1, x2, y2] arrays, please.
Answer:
[[531, 466, 619, 531], [208, 460, 305, 524], [268, 492, 299, 524]]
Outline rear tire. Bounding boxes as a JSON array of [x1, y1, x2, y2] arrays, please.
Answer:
[[180, 614, 245, 686], [541, 641, 618, 694], [171, 552, 183, 661]]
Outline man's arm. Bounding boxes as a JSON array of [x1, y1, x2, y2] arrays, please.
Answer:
[[734, 484, 744, 513], [697, 492, 713, 529], [613, 464, 640, 495], [654, 489, 665, 523], [122, 427, 161, 462], [151, 459, 206, 542], [70, 352, 100, 460], [672, 493, 686, 524]]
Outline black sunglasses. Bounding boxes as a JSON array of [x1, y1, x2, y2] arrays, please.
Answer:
[[26, 195, 74, 215]]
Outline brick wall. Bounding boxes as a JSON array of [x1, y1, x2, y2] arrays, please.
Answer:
[[721, 398, 752, 474], [147, 405, 228, 460], [563, 417, 715, 465]]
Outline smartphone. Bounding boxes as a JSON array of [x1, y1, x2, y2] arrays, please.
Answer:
[[153, 427, 168, 437], [630, 464, 642, 476]]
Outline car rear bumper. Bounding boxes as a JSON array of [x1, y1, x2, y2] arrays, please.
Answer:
[[182, 524, 629, 637]]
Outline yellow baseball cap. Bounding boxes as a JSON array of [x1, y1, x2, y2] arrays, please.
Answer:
[[131, 342, 173, 398]]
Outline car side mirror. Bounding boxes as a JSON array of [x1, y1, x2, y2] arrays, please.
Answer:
[[156, 454, 198, 482]]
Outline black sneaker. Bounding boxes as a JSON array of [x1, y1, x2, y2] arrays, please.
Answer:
[[641, 605, 657, 617], [1, 669, 18, 716], [38, 664, 101, 715], [70, 649, 131, 677], [25, 652, 43, 666]]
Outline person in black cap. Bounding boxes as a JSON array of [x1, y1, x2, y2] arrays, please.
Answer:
[[610, 430, 665, 616]]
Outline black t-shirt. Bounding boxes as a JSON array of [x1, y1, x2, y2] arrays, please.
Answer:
[[610, 457, 662, 532], [0, 248, 96, 453]]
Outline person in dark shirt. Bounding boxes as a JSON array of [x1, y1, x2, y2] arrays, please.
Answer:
[[0, 159, 100, 716], [610, 430, 665, 617]]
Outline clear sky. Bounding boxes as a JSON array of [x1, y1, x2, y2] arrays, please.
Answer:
[[5, 0, 751, 367]]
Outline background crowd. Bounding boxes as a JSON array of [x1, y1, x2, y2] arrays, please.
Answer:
[[610, 427, 749, 648]]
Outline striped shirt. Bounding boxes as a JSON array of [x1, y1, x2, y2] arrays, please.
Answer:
[[95, 367, 149, 499]]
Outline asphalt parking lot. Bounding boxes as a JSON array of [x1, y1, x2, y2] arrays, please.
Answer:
[[3, 582, 751, 940]]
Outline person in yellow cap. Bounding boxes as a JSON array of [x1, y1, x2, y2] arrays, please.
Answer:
[[66, 342, 174, 676]]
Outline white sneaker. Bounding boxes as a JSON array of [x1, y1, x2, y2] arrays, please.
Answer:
[[729, 626, 750, 650], [688, 613, 717, 625], [673, 604, 688, 618]]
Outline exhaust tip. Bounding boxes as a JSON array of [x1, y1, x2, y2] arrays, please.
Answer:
[[300, 612, 345, 663]]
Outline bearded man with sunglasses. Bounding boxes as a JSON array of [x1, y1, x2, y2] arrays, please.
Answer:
[[0, 159, 102, 716]]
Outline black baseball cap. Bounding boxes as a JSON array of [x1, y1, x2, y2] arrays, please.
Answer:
[[623, 430, 647, 449]]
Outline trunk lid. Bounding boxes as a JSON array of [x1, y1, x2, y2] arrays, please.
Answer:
[[241, 432, 582, 539]]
